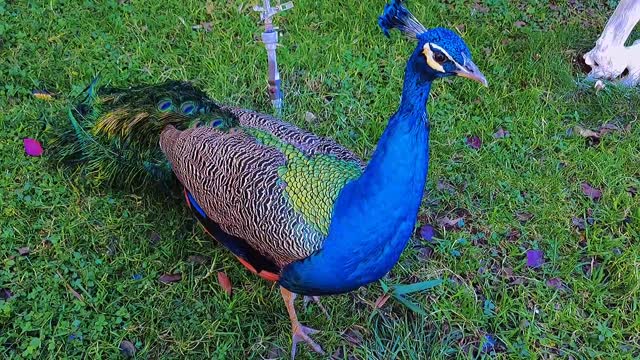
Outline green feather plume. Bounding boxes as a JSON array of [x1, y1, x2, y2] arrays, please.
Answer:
[[49, 78, 234, 190]]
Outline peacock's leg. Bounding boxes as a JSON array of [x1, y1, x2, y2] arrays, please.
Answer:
[[280, 287, 325, 359], [302, 295, 330, 319]]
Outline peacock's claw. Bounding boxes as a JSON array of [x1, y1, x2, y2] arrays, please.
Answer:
[[303, 295, 330, 319], [281, 287, 327, 359], [291, 324, 324, 360]]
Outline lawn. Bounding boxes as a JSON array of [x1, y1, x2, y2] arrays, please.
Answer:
[[1, 0, 640, 358]]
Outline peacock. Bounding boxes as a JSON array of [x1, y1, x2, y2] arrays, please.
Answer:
[[50, 1, 486, 357]]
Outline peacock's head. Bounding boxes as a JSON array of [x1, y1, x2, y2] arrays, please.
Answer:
[[379, 0, 487, 86]]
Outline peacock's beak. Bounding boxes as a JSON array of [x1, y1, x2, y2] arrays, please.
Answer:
[[455, 59, 488, 87]]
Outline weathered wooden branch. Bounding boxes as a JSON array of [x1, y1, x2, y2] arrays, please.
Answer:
[[583, 0, 640, 86]]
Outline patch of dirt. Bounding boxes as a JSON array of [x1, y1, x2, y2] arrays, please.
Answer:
[[572, 52, 591, 74]]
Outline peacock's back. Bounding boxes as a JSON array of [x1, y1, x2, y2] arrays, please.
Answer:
[[160, 102, 364, 267]]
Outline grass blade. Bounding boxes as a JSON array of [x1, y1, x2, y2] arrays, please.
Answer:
[[393, 294, 427, 316], [392, 279, 442, 296]]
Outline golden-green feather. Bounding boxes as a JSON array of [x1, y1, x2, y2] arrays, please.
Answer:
[[49, 79, 233, 190], [246, 127, 362, 235]]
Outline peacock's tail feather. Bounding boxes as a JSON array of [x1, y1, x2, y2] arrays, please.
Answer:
[[49, 78, 234, 190]]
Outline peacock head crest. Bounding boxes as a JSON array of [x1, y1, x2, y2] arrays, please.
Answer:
[[379, 0, 487, 86]]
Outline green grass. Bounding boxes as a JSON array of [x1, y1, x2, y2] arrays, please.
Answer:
[[2, 0, 640, 358]]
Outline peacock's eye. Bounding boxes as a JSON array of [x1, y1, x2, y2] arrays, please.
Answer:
[[433, 52, 447, 64]]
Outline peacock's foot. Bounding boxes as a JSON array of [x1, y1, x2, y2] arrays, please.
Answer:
[[291, 323, 324, 359], [280, 287, 326, 359], [303, 295, 330, 319]]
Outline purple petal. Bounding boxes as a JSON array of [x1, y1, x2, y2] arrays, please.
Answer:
[[23, 138, 43, 157], [68, 333, 83, 341], [627, 186, 637, 197], [0, 288, 12, 300], [481, 334, 497, 353], [418, 246, 434, 260], [465, 135, 482, 150], [119, 340, 136, 358], [581, 182, 602, 201], [598, 122, 620, 136], [493, 127, 509, 139], [572, 217, 586, 230], [419, 224, 435, 242], [526, 249, 544, 268], [546, 277, 564, 289], [158, 273, 182, 284], [437, 216, 465, 230]]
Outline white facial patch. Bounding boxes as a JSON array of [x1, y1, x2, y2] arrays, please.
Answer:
[[422, 43, 445, 72], [422, 43, 463, 73]]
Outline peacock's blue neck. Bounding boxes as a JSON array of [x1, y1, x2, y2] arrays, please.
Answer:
[[280, 61, 434, 295]]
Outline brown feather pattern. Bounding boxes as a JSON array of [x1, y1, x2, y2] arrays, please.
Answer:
[[160, 107, 364, 266]]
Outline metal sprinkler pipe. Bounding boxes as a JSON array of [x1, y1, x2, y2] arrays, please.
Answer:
[[253, 0, 293, 113]]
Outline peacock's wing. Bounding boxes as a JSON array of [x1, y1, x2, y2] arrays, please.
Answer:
[[160, 107, 364, 269]]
